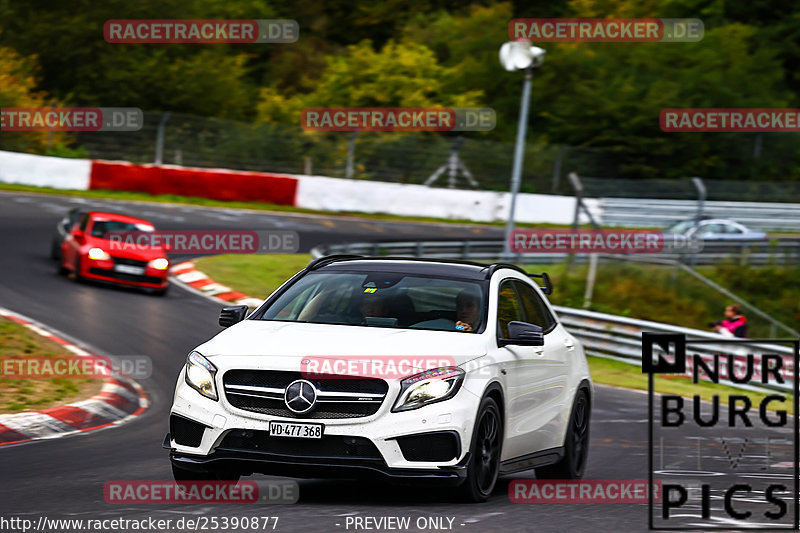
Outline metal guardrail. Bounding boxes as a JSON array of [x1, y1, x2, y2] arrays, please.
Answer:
[[314, 239, 800, 266], [554, 306, 795, 393], [601, 197, 800, 231]]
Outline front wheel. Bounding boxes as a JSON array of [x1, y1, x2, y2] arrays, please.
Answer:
[[458, 396, 502, 502], [536, 389, 590, 479]]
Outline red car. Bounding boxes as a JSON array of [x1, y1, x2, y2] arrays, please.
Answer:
[[58, 211, 170, 295]]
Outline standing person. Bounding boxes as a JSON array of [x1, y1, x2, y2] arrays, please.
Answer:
[[710, 304, 748, 338]]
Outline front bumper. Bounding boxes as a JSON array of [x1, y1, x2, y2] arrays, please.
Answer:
[[168, 368, 482, 476], [166, 433, 470, 484], [81, 258, 168, 289]]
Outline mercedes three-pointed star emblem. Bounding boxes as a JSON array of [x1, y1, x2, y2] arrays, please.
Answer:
[[284, 379, 317, 414]]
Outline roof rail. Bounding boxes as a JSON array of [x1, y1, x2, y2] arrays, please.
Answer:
[[307, 254, 364, 271], [485, 263, 553, 294]]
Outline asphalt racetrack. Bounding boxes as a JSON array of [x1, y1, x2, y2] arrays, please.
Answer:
[[0, 192, 790, 532]]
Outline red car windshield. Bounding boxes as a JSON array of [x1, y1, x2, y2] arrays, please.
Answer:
[[90, 220, 154, 239]]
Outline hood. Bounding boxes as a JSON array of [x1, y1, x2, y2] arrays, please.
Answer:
[[195, 320, 488, 375]]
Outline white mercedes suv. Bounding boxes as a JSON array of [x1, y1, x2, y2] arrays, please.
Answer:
[[166, 256, 592, 502]]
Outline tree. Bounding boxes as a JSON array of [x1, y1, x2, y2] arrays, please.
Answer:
[[0, 45, 73, 154]]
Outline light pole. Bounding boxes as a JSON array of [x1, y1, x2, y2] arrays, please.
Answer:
[[499, 42, 546, 258]]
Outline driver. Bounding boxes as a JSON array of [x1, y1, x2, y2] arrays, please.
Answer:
[[454, 290, 480, 332]]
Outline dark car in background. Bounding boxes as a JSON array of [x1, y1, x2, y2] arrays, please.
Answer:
[[50, 207, 87, 261]]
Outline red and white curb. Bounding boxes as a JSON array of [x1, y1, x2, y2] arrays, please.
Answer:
[[0, 307, 149, 446], [170, 261, 263, 309]]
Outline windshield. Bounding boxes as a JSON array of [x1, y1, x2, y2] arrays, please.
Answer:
[[666, 220, 696, 233], [90, 220, 155, 239], [260, 272, 486, 333]]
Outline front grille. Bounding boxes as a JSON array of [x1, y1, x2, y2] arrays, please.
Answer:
[[88, 267, 162, 284], [218, 430, 382, 459], [223, 370, 388, 419], [170, 414, 207, 447], [395, 431, 461, 462], [112, 257, 148, 268]]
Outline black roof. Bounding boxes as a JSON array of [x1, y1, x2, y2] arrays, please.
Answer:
[[309, 255, 527, 281]]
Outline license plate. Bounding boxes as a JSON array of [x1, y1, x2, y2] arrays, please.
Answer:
[[269, 421, 324, 439], [114, 264, 145, 275]]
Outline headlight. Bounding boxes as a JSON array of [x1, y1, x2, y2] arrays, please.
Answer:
[[392, 366, 465, 412], [184, 351, 218, 400], [149, 258, 169, 270], [88, 247, 111, 260]]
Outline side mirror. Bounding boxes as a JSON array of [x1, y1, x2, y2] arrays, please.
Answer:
[[500, 321, 544, 347], [219, 305, 248, 327]]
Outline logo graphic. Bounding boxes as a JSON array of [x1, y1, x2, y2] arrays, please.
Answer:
[[284, 379, 317, 414], [642, 332, 686, 374], [644, 333, 799, 530]]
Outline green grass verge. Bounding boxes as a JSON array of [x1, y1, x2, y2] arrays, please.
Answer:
[[194, 254, 311, 298], [0, 318, 102, 414]]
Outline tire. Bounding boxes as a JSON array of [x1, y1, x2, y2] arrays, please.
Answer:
[[72, 257, 84, 283], [535, 389, 590, 479], [56, 257, 68, 276], [458, 396, 503, 502]]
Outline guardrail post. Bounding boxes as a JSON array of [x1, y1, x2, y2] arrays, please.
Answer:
[[154, 112, 171, 165], [583, 253, 598, 308], [345, 132, 357, 179]]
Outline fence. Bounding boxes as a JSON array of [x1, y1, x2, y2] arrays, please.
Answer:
[[600, 197, 800, 231], [68, 111, 597, 194], [314, 239, 800, 266]]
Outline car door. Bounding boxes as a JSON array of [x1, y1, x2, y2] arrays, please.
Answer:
[[497, 278, 570, 460]]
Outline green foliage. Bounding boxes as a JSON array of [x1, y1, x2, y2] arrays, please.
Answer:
[[2, 0, 800, 179], [539, 261, 800, 338]]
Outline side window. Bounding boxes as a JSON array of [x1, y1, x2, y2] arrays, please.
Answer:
[[78, 214, 90, 232], [513, 280, 556, 332], [724, 224, 743, 234], [496, 280, 523, 338]]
